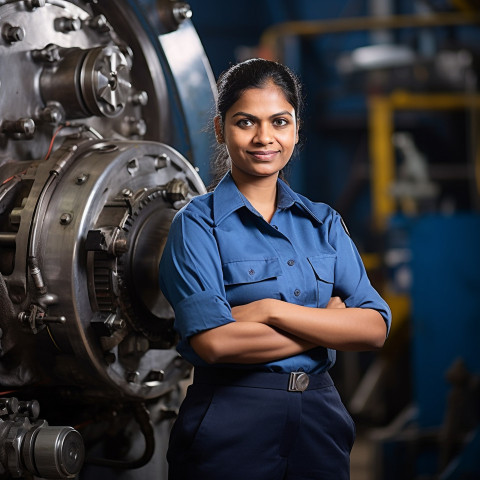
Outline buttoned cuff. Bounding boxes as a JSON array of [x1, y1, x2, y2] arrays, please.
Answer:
[[174, 289, 234, 340]]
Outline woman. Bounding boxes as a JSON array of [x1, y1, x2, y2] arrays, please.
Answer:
[[159, 58, 391, 480]]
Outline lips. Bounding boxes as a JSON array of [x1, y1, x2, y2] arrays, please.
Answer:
[[247, 150, 279, 160]]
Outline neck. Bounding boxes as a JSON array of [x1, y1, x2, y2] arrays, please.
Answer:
[[231, 171, 278, 222]]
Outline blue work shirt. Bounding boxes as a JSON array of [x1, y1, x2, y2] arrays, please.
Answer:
[[159, 172, 391, 374]]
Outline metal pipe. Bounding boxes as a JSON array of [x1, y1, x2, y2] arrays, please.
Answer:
[[368, 95, 395, 231], [259, 12, 480, 59], [369, 0, 394, 45], [368, 91, 480, 229], [28, 144, 79, 295]]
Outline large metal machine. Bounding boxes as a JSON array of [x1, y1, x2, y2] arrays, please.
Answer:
[[0, 0, 215, 478]]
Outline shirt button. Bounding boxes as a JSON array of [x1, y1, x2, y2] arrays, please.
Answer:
[[272, 225, 279, 230], [248, 269, 255, 275], [287, 259, 295, 266], [294, 289, 301, 297]]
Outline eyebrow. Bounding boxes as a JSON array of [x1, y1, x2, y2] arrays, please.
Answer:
[[231, 111, 294, 120]]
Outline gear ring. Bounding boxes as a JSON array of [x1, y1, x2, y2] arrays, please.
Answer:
[[116, 189, 177, 345]]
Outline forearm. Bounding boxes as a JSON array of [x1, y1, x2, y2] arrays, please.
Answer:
[[189, 321, 316, 364], [268, 302, 387, 351]]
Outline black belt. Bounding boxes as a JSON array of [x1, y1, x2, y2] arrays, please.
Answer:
[[193, 367, 333, 392]]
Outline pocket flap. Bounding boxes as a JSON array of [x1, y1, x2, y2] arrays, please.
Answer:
[[223, 258, 282, 285], [308, 255, 336, 283]]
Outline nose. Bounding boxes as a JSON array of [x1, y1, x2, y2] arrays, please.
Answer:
[[253, 123, 274, 145]]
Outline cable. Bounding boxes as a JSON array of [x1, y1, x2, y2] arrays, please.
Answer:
[[85, 403, 155, 469], [44, 122, 70, 161]]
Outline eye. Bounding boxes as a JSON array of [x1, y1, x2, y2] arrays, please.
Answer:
[[273, 117, 289, 127], [236, 118, 254, 127]]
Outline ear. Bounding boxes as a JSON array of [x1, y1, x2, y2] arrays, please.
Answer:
[[214, 115, 224, 144]]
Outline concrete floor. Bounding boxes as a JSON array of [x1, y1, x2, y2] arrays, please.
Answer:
[[351, 435, 375, 480]]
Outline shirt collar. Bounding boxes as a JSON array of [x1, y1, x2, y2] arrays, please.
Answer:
[[212, 172, 249, 224], [212, 171, 323, 225]]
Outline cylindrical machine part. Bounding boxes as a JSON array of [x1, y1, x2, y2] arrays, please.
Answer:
[[40, 46, 131, 119], [29, 426, 84, 479]]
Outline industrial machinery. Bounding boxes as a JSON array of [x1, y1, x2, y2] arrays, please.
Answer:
[[0, 0, 215, 478]]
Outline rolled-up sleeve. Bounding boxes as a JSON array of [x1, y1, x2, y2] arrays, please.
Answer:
[[174, 290, 232, 339], [329, 213, 392, 335], [159, 206, 235, 346]]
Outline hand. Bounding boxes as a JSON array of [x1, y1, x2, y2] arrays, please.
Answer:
[[326, 296, 346, 309], [231, 298, 278, 324]]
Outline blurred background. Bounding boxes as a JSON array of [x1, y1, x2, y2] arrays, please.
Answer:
[[186, 0, 480, 479]]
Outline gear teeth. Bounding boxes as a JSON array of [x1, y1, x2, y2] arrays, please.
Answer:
[[108, 189, 173, 343], [93, 253, 117, 313]]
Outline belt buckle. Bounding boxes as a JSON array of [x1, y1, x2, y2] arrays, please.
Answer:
[[288, 372, 309, 392]]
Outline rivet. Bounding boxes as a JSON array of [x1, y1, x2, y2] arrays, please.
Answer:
[[121, 188, 133, 198], [75, 173, 88, 185], [60, 213, 72, 225]]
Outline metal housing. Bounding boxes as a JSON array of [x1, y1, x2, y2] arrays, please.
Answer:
[[0, 0, 215, 478]]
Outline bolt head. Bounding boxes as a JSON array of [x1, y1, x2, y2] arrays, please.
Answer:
[[21, 118, 36, 137], [113, 235, 128, 256], [75, 173, 88, 185], [3, 25, 25, 43], [26, 0, 46, 9], [131, 91, 148, 106], [39, 106, 63, 124], [173, 3, 193, 22], [60, 213, 73, 225], [126, 371, 139, 383]]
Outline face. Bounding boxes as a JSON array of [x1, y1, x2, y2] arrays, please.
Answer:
[[215, 81, 299, 182]]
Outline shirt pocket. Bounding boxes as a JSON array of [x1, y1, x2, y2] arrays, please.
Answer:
[[222, 258, 282, 306], [307, 255, 336, 307]]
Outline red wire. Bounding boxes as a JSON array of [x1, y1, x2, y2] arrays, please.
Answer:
[[44, 122, 70, 161], [1, 122, 71, 186], [1, 171, 26, 186], [0, 390, 17, 396]]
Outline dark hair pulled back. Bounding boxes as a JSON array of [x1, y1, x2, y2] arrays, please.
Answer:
[[210, 58, 303, 189]]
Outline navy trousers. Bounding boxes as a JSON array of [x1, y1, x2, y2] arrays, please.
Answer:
[[167, 368, 355, 480]]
